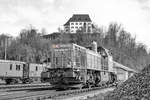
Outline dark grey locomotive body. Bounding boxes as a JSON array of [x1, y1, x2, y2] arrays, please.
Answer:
[[41, 42, 117, 88]]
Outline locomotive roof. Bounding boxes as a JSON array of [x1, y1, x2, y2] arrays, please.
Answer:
[[29, 63, 43, 66], [52, 43, 111, 57], [73, 43, 112, 57], [0, 59, 26, 64]]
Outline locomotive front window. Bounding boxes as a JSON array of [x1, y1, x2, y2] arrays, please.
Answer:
[[75, 57, 80, 67]]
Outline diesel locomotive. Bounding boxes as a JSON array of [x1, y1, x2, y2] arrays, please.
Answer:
[[41, 42, 117, 88]]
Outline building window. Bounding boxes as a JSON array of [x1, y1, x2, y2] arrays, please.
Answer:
[[71, 23, 74, 25], [10, 64, 12, 70], [36, 66, 38, 71], [80, 23, 82, 25], [71, 26, 74, 28], [76, 23, 78, 25], [75, 26, 78, 29], [16, 65, 20, 71]]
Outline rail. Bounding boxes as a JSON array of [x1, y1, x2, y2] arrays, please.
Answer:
[[0, 83, 51, 91], [2, 84, 115, 100]]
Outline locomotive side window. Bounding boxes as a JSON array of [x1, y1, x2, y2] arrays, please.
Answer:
[[94, 56, 97, 69], [18, 65, 20, 70], [75, 46, 81, 67], [36, 66, 38, 71], [10, 64, 12, 70], [87, 53, 91, 68], [98, 57, 101, 70], [55, 57, 58, 65], [91, 55, 94, 68]]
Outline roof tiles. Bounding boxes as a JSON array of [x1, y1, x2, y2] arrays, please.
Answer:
[[64, 14, 92, 26]]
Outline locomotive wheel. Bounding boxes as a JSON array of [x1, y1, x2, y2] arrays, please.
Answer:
[[87, 82, 92, 89], [5, 79, 11, 84], [78, 84, 83, 90], [5, 79, 17, 84]]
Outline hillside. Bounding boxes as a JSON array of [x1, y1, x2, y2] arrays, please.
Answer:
[[0, 23, 149, 70]]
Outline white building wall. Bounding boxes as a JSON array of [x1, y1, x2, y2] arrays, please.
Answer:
[[116, 68, 129, 81], [69, 22, 92, 33]]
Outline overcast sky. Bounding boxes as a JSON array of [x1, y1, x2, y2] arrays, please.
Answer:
[[0, 0, 150, 47]]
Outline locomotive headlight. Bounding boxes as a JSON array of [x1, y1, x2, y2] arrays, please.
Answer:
[[76, 69, 80, 72], [52, 45, 59, 48]]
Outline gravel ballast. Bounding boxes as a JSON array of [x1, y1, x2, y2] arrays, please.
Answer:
[[104, 65, 150, 100]]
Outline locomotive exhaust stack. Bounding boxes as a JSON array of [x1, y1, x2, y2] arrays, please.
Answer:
[[91, 41, 97, 53]]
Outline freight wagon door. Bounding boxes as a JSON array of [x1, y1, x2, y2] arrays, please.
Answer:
[[23, 63, 29, 79]]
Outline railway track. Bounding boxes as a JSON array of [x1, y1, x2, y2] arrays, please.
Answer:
[[0, 83, 49, 87], [0, 83, 52, 91], [0, 84, 115, 100]]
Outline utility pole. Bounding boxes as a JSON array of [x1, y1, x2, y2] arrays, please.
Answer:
[[4, 37, 7, 60]]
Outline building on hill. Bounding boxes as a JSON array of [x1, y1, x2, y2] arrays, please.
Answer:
[[42, 32, 61, 40], [64, 14, 93, 33]]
